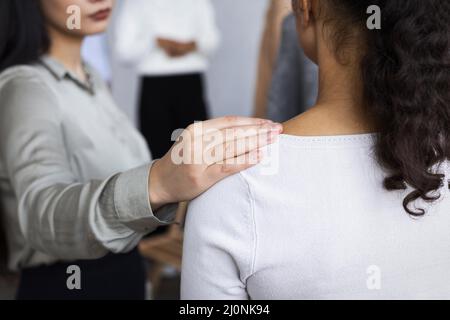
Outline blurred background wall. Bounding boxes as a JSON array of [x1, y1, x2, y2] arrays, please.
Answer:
[[109, 0, 270, 124]]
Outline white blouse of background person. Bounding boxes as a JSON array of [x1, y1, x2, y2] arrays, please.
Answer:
[[114, 0, 220, 75]]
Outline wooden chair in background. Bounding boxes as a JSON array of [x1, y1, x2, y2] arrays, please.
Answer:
[[138, 202, 188, 296]]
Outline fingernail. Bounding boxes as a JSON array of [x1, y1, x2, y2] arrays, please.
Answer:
[[270, 123, 283, 132], [261, 123, 274, 131]]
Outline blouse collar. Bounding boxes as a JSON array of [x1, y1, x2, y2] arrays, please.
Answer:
[[40, 55, 96, 95]]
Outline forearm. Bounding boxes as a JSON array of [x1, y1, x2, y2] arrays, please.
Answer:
[[254, 0, 292, 118], [18, 163, 176, 260], [254, 36, 273, 118]]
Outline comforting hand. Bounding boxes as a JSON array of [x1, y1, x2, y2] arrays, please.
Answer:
[[148, 116, 283, 210], [157, 37, 197, 57]]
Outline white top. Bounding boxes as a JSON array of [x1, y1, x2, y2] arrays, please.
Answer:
[[181, 134, 450, 300], [114, 0, 220, 76]]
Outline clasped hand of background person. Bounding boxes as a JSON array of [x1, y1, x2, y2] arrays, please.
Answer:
[[157, 37, 197, 57], [149, 117, 283, 210]]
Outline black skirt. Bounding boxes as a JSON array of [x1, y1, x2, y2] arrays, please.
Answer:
[[16, 248, 146, 300]]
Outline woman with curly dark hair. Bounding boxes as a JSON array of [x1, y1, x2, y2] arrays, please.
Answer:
[[181, 0, 450, 299]]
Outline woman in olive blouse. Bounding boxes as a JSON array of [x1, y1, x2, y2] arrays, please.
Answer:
[[0, 0, 282, 299]]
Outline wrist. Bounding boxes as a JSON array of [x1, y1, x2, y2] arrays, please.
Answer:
[[148, 160, 172, 211]]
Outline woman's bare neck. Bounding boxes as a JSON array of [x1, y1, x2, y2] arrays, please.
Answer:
[[283, 103, 377, 137], [284, 43, 376, 137], [47, 26, 86, 82]]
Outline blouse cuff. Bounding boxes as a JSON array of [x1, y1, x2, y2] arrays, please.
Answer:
[[113, 162, 177, 233]]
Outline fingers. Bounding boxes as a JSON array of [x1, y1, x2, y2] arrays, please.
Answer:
[[198, 116, 275, 132], [203, 122, 281, 148], [204, 122, 282, 142], [172, 120, 282, 167], [206, 149, 263, 180], [203, 124, 281, 166]]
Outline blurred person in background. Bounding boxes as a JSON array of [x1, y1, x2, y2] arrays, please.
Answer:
[[253, 0, 289, 119], [0, 0, 282, 299], [266, 13, 318, 122], [254, 0, 318, 122], [115, 0, 220, 159]]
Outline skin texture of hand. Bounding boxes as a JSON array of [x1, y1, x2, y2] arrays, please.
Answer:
[[148, 117, 283, 210], [157, 38, 197, 57]]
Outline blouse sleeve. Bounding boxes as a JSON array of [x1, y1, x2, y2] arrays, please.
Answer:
[[0, 73, 176, 261], [181, 173, 255, 300]]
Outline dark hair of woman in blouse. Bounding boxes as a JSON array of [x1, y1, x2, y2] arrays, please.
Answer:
[[0, 0, 49, 72], [0, 0, 47, 273], [293, 0, 450, 216]]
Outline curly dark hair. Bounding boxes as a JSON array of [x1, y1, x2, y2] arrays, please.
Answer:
[[306, 0, 450, 216]]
